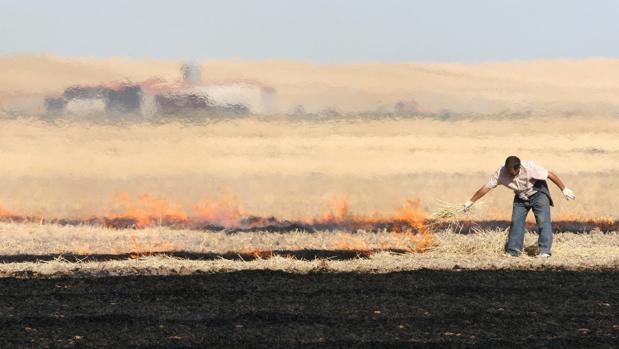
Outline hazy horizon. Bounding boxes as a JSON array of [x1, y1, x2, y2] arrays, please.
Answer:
[[3, 54, 619, 116]]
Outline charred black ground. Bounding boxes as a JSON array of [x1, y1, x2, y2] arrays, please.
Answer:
[[0, 269, 616, 348]]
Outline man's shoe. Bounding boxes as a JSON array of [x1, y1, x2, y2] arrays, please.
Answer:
[[504, 252, 520, 257], [537, 253, 551, 258]]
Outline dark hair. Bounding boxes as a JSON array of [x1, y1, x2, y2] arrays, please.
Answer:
[[505, 155, 521, 169]]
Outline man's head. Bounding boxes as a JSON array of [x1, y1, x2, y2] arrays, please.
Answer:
[[504, 155, 521, 178]]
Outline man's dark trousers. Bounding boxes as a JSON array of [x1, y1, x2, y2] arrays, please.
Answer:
[[507, 191, 553, 256]]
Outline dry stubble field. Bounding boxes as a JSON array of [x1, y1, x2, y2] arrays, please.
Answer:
[[0, 114, 618, 347]]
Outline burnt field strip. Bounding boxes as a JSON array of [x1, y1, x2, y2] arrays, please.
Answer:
[[0, 249, 389, 264], [0, 270, 616, 348], [2, 216, 618, 233]]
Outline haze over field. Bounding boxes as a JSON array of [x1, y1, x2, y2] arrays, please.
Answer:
[[3, 55, 619, 115]]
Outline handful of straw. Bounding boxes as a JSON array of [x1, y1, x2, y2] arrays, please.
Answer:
[[430, 200, 485, 220]]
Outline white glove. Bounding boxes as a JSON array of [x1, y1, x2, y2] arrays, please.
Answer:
[[463, 201, 474, 212], [562, 187, 576, 200]]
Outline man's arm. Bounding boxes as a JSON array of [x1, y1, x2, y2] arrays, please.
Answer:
[[470, 185, 491, 203], [547, 171, 565, 191], [464, 185, 491, 211], [465, 168, 500, 211], [547, 170, 576, 200]]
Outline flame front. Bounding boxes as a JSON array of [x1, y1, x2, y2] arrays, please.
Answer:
[[109, 192, 188, 227], [192, 191, 245, 228], [0, 192, 616, 257], [320, 197, 349, 223]]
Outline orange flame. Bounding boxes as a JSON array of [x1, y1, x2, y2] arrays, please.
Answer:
[[110, 192, 188, 227], [319, 197, 349, 223], [391, 199, 436, 252], [393, 199, 427, 231], [192, 191, 244, 227], [0, 202, 13, 218], [311, 197, 436, 253]]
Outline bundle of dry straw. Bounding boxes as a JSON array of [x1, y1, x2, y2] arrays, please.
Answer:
[[428, 201, 486, 234], [430, 200, 485, 220]]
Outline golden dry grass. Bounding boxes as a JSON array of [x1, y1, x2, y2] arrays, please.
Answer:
[[1, 117, 618, 179], [0, 221, 616, 278], [0, 116, 618, 220], [430, 201, 486, 220]]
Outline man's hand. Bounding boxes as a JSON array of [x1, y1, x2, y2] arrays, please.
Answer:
[[463, 201, 474, 212], [562, 187, 576, 200]]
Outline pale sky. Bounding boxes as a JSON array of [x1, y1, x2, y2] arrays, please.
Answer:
[[1, 0, 617, 63]]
